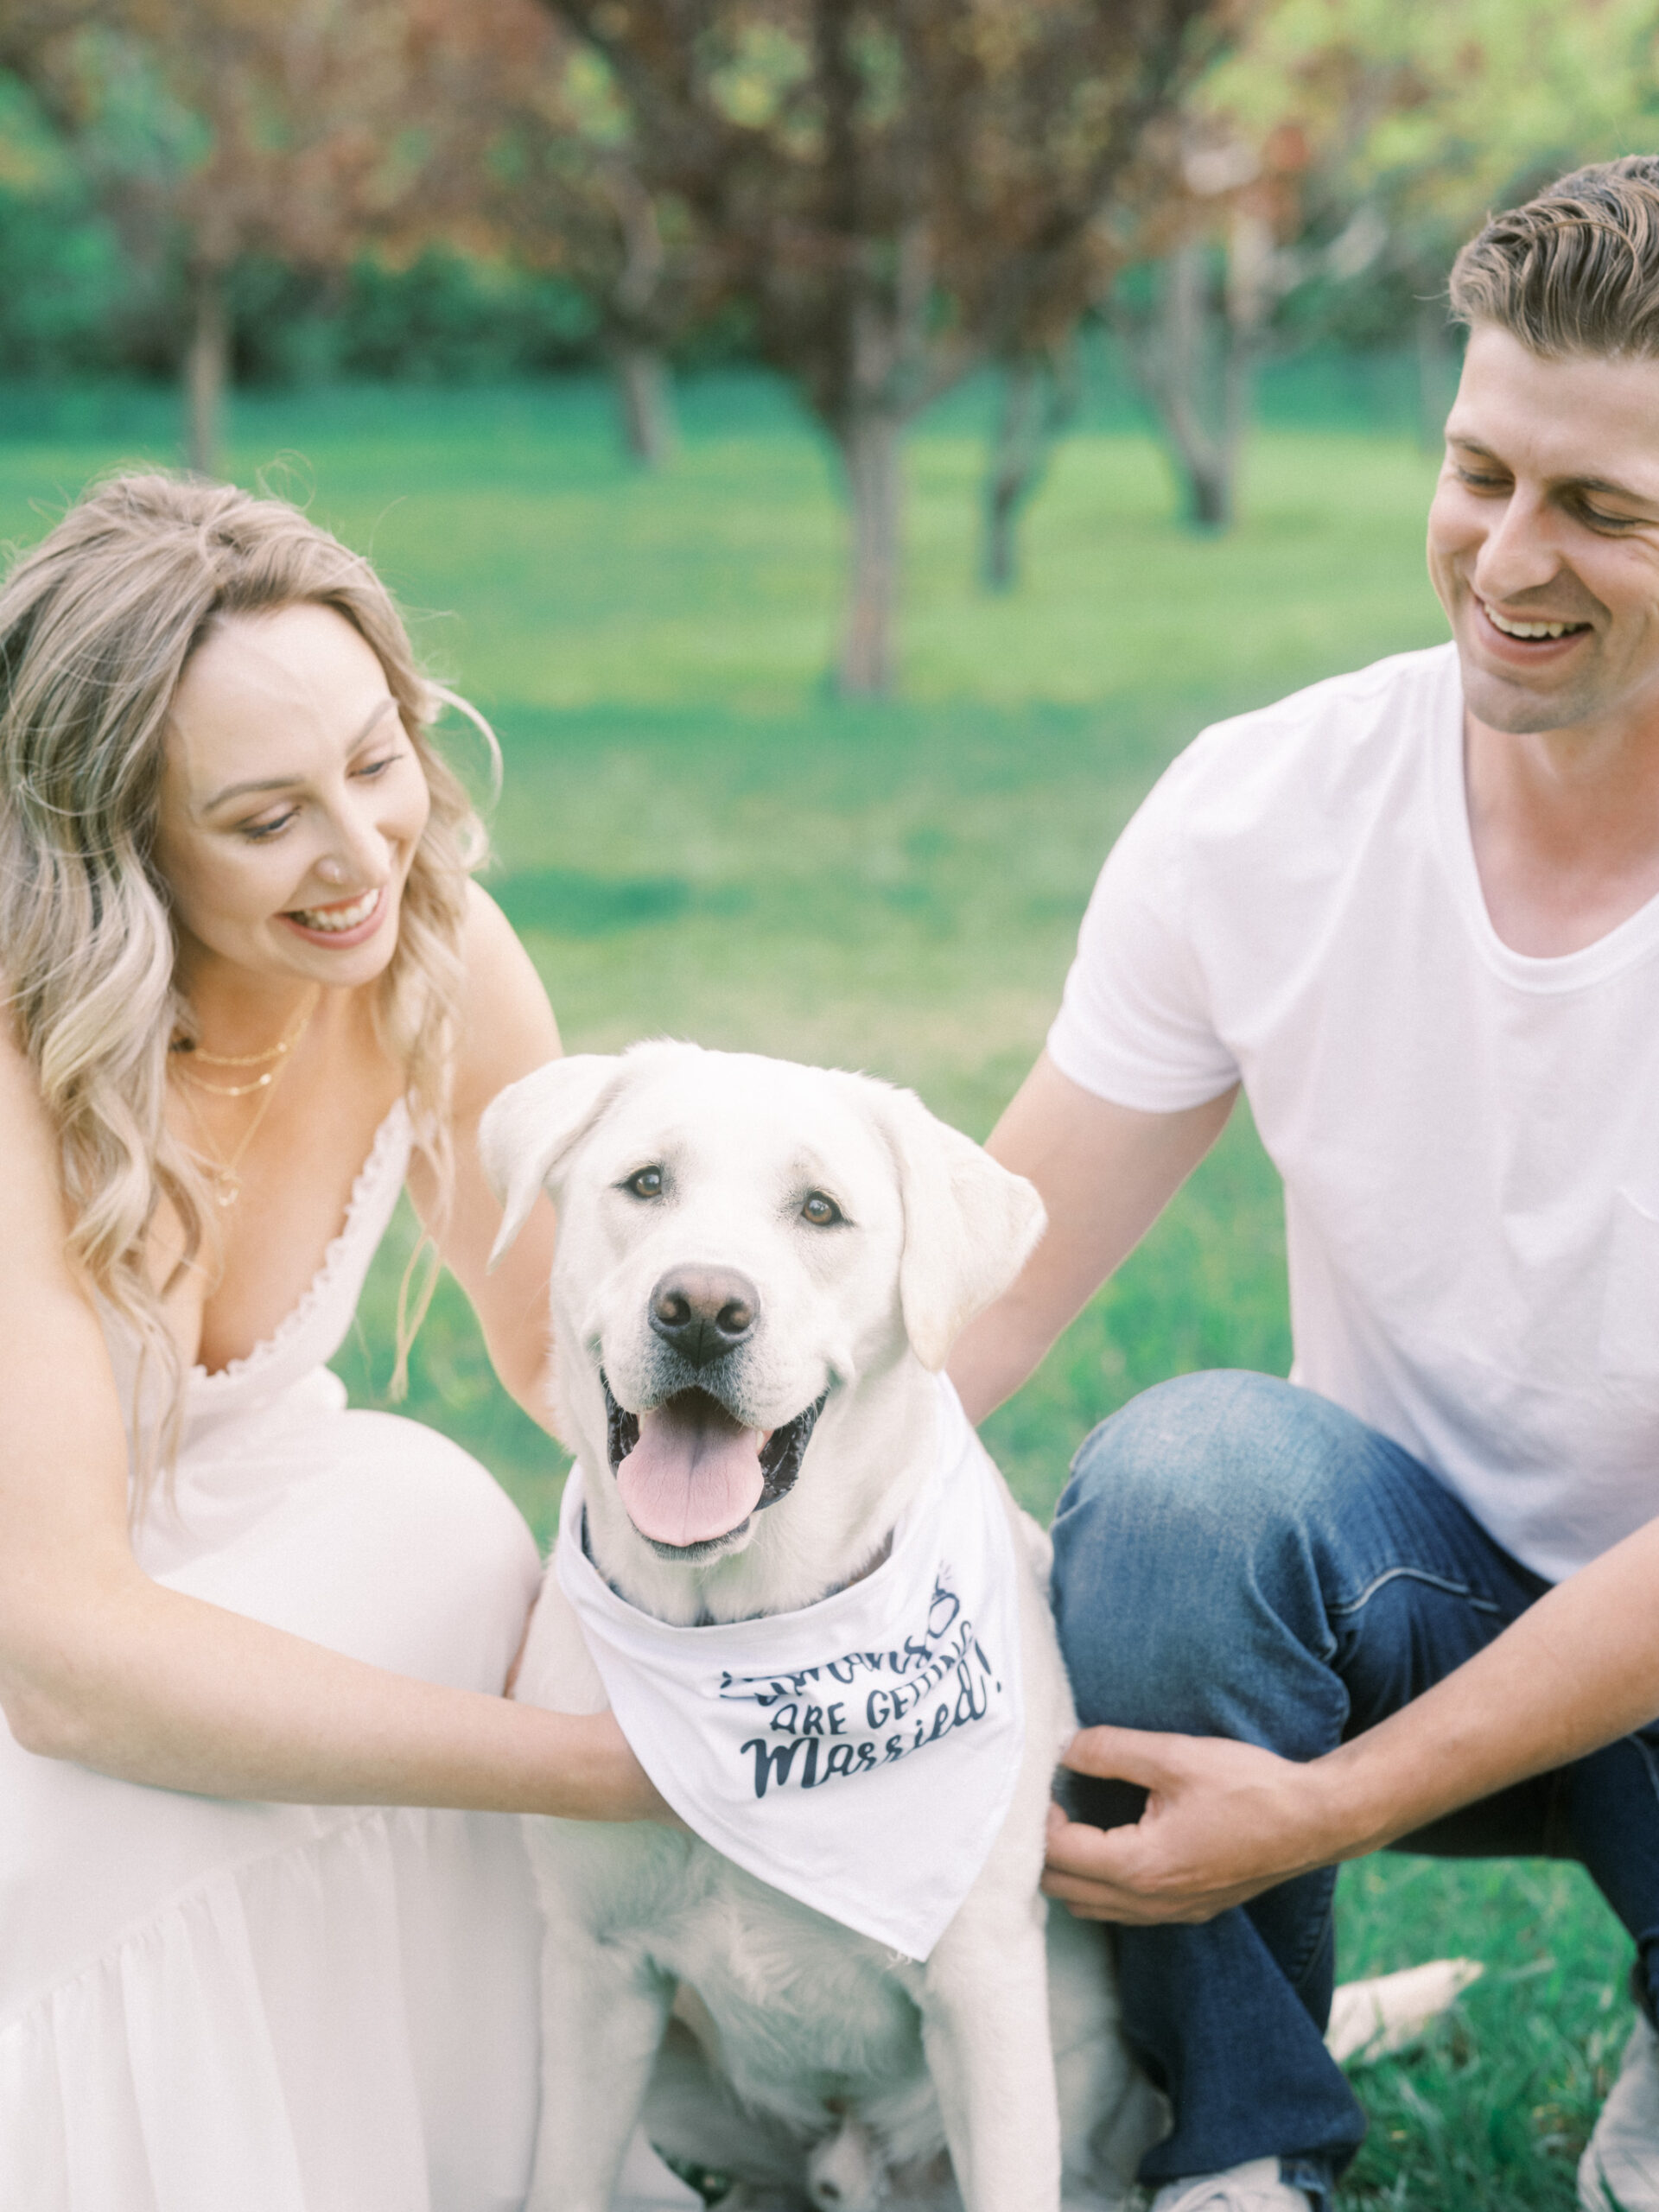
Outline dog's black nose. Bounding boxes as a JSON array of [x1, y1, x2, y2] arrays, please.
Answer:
[[648, 1267, 760, 1367]]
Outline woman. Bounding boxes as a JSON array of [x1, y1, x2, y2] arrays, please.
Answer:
[[0, 474, 659, 2209]]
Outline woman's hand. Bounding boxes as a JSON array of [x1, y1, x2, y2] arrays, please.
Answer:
[[1041, 1725, 1345, 1924]]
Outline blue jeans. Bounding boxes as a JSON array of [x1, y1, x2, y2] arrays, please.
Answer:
[[1050, 1370, 1659, 2192]]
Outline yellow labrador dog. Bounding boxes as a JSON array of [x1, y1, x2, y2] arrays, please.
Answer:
[[483, 1043, 1163, 2212]]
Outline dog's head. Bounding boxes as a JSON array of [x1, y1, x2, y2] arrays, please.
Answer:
[[481, 1042, 1044, 1571]]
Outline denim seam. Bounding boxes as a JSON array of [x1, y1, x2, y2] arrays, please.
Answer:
[[1281, 1868, 1338, 1997], [1327, 1563, 1506, 1619]]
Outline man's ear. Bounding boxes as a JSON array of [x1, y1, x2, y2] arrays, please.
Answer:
[[479, 1053, 627, 1266], [860, 1079, 1047, 1372]]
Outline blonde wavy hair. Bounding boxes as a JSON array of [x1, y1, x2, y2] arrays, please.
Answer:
[[0, 472, 493, 1485]]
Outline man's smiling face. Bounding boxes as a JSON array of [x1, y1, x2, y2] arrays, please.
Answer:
[[1428, 325, 1659, 741]]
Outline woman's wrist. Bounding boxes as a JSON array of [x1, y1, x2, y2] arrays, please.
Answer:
[[547, 1707, 664, 1824]]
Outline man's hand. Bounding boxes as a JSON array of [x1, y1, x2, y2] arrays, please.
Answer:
[[1042, 1725, 1344, 1924]]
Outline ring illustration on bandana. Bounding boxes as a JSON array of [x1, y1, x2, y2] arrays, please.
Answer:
[[557, 1376, 1028, 1960]]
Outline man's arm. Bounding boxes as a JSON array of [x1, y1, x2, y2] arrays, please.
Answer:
[[949, 1052, 1236, 1423], [1044, 1504, 1659, 1922]]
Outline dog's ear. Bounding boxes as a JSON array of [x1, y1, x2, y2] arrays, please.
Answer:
[[480, 1053, 628, 1266], [867, 1083, 1047, 1372]]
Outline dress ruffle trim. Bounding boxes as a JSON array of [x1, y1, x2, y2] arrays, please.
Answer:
[[0, 1801, 537, 2212], [189, 1100, 411, 1404]]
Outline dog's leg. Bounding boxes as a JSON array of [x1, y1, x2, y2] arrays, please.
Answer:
[[526, 1896, 674, 2212], [641, 2018, 810, 2204], [1046, 1909, 1165, 2209], [919, 1891, 1062, 2212]]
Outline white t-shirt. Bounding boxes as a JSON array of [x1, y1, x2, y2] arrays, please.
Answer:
[[1048, 642, 1659, 1582]]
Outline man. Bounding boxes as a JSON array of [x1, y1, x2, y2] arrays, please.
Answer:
[[949, 157, 1659, 2212]]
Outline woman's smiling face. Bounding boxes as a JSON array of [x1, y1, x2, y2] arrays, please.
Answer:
[[156, 602, 432, 995]]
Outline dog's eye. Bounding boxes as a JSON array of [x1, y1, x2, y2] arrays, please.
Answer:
[[623, 1166, 664, 1200], [800, 1191, 842, 1227]]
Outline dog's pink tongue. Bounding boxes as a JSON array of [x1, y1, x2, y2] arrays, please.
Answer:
[[616, 1395, 766, 1547]]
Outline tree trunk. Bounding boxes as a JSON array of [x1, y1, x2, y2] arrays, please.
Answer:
[[1181, 443, 1232, 529], [611, 340, 676, 469], [1114, 232, 1264, 533], [185, 265, 229, 480], [602, 164, 674, 467], [836, 410, 902, 698], [1161, 240, 1234, 531], [1415, 300, 1458, 452], [982, 353, 1075, 594]]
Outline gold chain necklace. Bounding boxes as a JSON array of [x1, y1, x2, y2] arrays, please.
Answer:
[[181, 1030, 300, 1068], [170, 990, 320, 1097], [173, 989, 321, 1207]]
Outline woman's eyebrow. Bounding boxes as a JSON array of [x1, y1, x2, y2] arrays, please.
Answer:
[[199, 698, 399, 812]]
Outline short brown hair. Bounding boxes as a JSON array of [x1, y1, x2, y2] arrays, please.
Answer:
[[1450, 156, 1659, 357]]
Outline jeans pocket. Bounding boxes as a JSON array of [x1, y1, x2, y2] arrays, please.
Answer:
[[1600, 1190, 1659, 1380]]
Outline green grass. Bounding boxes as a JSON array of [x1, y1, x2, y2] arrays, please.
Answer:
[[1333, 1857, 1634, 2208], [0, 369, 1631, 2208]]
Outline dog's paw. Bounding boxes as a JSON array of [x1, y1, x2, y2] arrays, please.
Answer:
[[807, 2115, 886, 2209]]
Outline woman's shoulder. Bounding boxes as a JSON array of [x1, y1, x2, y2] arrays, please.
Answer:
[[0, 1003, 86, 1285], [449, 880, 562, 1119], [0, 1006, 54, 1159]]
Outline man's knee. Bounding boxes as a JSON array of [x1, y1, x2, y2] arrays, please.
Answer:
[[1054, 1370, 1325, 1572], [1049, 1371, 1356, 1735]]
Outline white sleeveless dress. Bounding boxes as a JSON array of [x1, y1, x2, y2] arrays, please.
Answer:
[[0, 1102, 546, 2212]]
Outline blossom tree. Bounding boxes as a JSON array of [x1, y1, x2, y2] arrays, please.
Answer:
[[413, 2, 711, 466], [537, 0, 1241, 694], [23, 0, 471, 474], [1165, 0, 1659, 470]]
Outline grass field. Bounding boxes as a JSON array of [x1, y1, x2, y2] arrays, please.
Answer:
[[0, 367, 1636, 2207]]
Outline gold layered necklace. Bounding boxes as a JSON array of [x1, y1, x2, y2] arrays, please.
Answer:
[[170, 988, 321, 1209]]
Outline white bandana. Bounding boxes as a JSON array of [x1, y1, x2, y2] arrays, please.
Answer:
[[556, 1376, 1027, 1960]]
